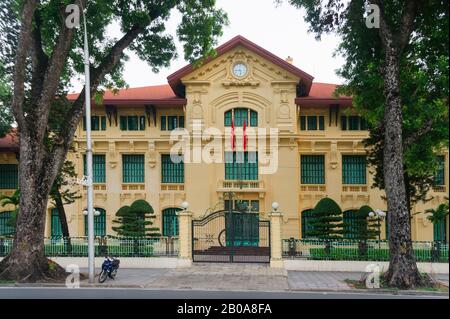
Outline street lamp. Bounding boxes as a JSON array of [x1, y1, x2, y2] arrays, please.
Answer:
[[181, 201, 189, 211], [272, 202, 280, 212], [79, 1, 95, 283]]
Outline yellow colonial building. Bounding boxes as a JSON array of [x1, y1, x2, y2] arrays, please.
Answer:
[[0, 36, 448, 243]]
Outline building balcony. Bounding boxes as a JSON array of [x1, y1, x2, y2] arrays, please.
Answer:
[[300, 184, 327, 192], [217, 180, 265, 193], [432, 185, 447, 193], [342, 184, 368, 193], [160, 183, 185, 192], [122, 183, 145, 191]]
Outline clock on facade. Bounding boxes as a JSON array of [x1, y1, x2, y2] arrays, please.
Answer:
[[232, 63, 248, 77]]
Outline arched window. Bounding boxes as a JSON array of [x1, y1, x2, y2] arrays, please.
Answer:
[[224, 108, 258, 127], [162, 208, 181, 237], [51, 208, 62, 237], [343, 210, 359, 239], [84, 208, 106, 237], [301, 209, 315, 238]]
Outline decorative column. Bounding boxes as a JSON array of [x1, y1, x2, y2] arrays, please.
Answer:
[[177, 210, 193, 261], [268, 208, 284, 268]]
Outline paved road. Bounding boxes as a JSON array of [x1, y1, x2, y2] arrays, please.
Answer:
[[0, 287, 447, 299]]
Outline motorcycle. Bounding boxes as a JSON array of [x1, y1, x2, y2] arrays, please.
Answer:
[[98, 256, 120, 283]]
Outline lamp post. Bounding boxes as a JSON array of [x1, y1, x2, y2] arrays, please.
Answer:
[[79, 1, 95, 283]]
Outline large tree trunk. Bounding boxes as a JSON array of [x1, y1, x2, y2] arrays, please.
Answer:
[[381, 50, 424, 289], [0, 135, 65, 282]]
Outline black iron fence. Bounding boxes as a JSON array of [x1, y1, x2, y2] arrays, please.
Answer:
[[282, 238, 449, 263], [0, 236, 179, 257]]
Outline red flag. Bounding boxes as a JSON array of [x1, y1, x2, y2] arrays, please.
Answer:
[[231, 117, 236, 151], [243, 119, 247, 151]]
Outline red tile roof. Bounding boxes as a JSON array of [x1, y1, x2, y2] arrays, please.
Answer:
[[67, 82, 351, 106], [168, 35, 314, 96], [295, 82, 352, 106], [0, 131, 19, 152], [67, 84, 186, 105]]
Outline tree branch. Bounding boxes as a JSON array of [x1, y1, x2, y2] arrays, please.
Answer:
[[30, 6, 49, 108], [11, 0, 38, 132], [403, 118, 434, 148], [396, 0, 419, 54]]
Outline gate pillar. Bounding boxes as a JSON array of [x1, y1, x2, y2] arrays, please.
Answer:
[[268, 211, 284, 268], [177, 210, 193, 260]]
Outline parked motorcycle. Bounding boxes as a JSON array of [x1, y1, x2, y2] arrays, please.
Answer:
[[98, 256, 120, 283]]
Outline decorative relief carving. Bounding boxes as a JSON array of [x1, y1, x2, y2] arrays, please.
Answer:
[[222, 51, 260, 88], [108, 141, 117, 168], [330, 141, 338, 169]]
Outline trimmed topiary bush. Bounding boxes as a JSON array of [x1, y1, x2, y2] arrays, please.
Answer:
[[112, 200, 160, 238], [306, 197, 343, 240]]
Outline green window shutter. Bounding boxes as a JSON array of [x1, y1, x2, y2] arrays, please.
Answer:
[[343, 210, 358, 239], [161, 154, 184, 183], [162, 208, 181, 237], [0, 212, 14, 236], [91, 116, 100, 131], [301, 210, 314, 238], [139, 116, 146, 131], [433, 218, 447, 242], [318, 116, 325, 130], [225, 152, 258, 180], [434, 155, 445, 186], [300, 116, 306, 130], [51, 209, 62, 237], [120, 116, 128, 130], [84, 155, 106, 183], [250, 110, 258, 127], [348, 116, 360, 130], [0, 164, 18, 189], [342, 155, 367, 184], [234, 108, 248, 127], [168, 116, 178, 130], [84, 208, 106, 237], [122, 155, 145, 183], [179, 116, 185, 128], [307, 116, 317, 130], [101, 116, 107, 130], [341, 116, 347, 130], [224, 111, 232, 127], [301, 155, 325, 184], [128, 116, 139, 130], [360, 117, 368, 130], [160, 116, 166, 130]]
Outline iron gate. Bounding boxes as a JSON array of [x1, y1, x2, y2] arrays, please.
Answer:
[[192, 210, 270, 263]]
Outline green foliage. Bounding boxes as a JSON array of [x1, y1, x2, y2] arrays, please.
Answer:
[[307, 197, 343, 239], [425, 197, 449, 225], [0, 61, 12, 138], [283, 0, 449, 209], [112, 200, 160, 237]]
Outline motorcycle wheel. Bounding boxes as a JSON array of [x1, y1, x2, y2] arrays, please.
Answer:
[[109, 269, 118, 279], [99, 270, 108, 283]]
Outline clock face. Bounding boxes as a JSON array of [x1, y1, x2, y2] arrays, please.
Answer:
[[232, 63, 248, 77]]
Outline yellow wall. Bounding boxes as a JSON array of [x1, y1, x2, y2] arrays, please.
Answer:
[[0, 45, 448, 241]]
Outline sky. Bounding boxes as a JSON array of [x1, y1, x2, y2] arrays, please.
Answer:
[[70, 0, 345, 93]]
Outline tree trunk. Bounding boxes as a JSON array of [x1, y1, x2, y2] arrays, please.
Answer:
[[0, 134, 66, 282], [54, 192, 72, 255], [382, 50, 425, 289]]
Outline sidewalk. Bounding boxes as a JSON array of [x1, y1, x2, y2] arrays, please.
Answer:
[[2, 263, 448, 295], [76, 264, 448, 294]]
